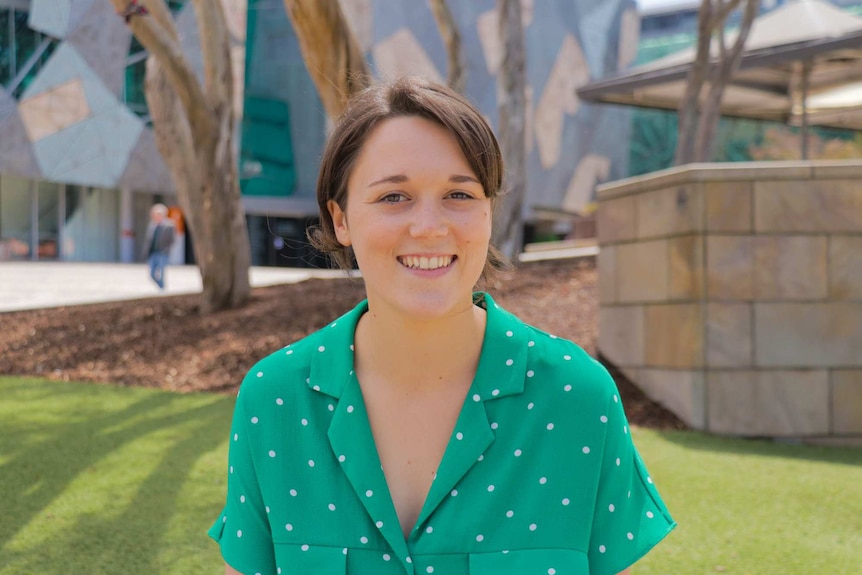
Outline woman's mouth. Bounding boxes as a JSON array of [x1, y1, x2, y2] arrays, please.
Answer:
[[397, 255, 456, 270]]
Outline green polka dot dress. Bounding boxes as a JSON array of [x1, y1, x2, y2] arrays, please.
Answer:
[[209, 293, 676, 574]]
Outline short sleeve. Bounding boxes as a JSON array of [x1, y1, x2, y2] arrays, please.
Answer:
[[208, 389, 277, 575], [587, 384, 676, 575]]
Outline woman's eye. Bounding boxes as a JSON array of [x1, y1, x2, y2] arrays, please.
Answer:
[[448, 190, 474, 200], [379, 193, 407, 203]]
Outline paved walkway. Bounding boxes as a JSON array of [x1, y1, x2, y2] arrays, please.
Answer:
[[0, 262, 348, 313]]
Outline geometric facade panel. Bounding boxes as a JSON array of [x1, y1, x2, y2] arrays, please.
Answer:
[[562, 153, 611, 213], [119, 128, 175, 193], [68, 0, 131, 95], [18, 78, 91, 141], [0, 88, 42, 178], [372, 28, 443, 84], [578, 0, 619, 79]]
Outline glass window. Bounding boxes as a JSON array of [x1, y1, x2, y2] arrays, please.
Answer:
[[0, 8, 58, 96], [0, 10, 10, 84], [0, 175, 34, 261]]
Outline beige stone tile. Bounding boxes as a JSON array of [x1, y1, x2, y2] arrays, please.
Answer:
[[706, 235, 754, 300], [598, 305, 644, 367], [598, 195, 636, 243], [644, 304, 704, 368], [669, 235, 704, 300], [636, 185, 704, 239], [704, 181, 752, 232], [597, 244, 617, 305], [373, 28, 443, 83], [616, 240, 669, 303], [755, 236, 828, 300], [755, 303, 862, 367], [707, 370, 830, 436], [707, 303, 753, 367], [830, 237, 862, 300], [638, 369, 705, 429], [755, 180, 862, 233], [19, 78, 90, 142], [832, 370, 862, 434]]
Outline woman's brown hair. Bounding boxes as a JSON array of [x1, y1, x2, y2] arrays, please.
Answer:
[[308, 75, 510, 281]]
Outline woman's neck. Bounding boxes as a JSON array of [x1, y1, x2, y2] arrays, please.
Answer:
[[353, 298, 487, 391]]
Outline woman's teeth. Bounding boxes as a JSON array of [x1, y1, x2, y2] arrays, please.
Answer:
[[399, 255, 454, 270]]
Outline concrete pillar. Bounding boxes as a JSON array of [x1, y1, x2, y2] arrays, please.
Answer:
[[119, 186, 135, 263]]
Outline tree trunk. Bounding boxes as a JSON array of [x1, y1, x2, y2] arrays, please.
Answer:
[[282, 0, 372, 119], [674, 0, 715, 165], [429, 0, 466, 93], [112, 0, 251, 314], [492, 0, 527, 258]]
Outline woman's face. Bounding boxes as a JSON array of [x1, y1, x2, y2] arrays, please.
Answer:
[[329, 115, 492, 320]]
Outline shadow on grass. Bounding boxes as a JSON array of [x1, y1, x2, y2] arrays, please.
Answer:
[[0, 379, 232, 574], [656, 428, 862, 467]]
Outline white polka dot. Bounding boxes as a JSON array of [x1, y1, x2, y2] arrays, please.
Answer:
[[549, 569, 557, 575], [450, 488, 458, 497], [506, 330, 513, 337], [265, 506, 271, 514], [564, 384, 572, 392], [550, 334, 558, 339], [546, 423, 555, 430], [582, 446, 591, 454], [230, 466, 234, 474], [599, 545, 606, 553], [539, 477, 547, 484], [487, 485, 495, 492], [426, 526, 433, 534], [350, 344, 355, 351], [286, 349, 293, 355], [276, 398, 284, 405], [301, 544, 309, 551], [609, 504, 615, 512], [529, 523, 537, 531], [478, 454, 485, 461], [343, 548, 348, 555], [506, 359, 514, 366], [492, 389, 500, 396], [236, 530, 243, 538], [233, 433, 238, 441], [328, 503, 336, 511], [527, 402, 534, 409], [648, 477, 654, 484], [627, 532, 634, 540], [338, 455, 346, 462], [257, 371, 264, 377], [269, 450, 276, 458], [600, 415, 608, 423], [360, 536, 368, 544], [528, 340, 535, 347], [318, 346, 325, 352], [240, 495, 246, 503], [614, 394, 619, 403], [383, 554, 391, 561], [406, 557, 412, 564], [366, 490, 374, 497], [473, 394, 481, 402], [506, 510, 514, 518], [563, 355, 571, 361], [285, 523, 293, 531], [290, 489, 297, 496], [376, 520, 383, 528], [562, 498, 570, 505], [330, 322, 337, 328], [514, 449, 522, 457], [527, 370, 535, 378], [476, 534, 484, 542], [456, 432, 464, 440], [624, 426, 628, 434], [328, 404, 334, 411], [347, 405, 354, 413], [647, 511, 655, 518], [616, 458, 621, 466], [308, 460, 315, 467], [301, 418, 308, 426], [427, 567, 434, 574], [251, 417, 259, 424], [491, 422, 499, 430]]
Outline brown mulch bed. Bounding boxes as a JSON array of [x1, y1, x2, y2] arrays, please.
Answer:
[[0, 258, 686, 431]]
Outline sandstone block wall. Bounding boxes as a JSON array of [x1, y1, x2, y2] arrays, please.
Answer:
[[597, 161, 862, 443]]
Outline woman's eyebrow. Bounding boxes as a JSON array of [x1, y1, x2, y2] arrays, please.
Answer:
[[367, 173, 480, 187]]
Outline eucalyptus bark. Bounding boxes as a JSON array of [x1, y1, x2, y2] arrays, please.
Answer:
[[492, 0, 527, 258], [111, 0, 250, 314], [675, 0, 760, 164], [429, 0, 466, 93], [282, 0, 372, 119]]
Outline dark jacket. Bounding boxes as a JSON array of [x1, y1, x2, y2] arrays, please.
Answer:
[[143, 220, 176, 258]]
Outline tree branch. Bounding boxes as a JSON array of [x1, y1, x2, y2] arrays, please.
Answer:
[[191, 0, 232, 108], [429, 0, 465, 93]]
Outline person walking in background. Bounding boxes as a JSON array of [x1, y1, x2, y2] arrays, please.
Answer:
[[142, 204, 175, 289]]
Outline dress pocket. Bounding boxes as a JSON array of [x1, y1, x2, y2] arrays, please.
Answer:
[[469, 548, 588, 575], [273, 543, 347, 575]]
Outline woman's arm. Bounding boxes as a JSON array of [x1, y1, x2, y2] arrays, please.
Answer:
[[225, 564, 243, 575]]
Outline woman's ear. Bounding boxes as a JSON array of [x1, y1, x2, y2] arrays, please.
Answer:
[[328, 200, 351, 247]]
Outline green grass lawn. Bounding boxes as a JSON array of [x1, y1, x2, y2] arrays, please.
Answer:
[[1, 376, 860, 574]]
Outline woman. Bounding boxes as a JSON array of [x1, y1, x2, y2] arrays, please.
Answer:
[[209, 76, 675, 575]]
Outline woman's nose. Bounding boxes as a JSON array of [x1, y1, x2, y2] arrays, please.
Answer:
[[409, 200, 449, 238]]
